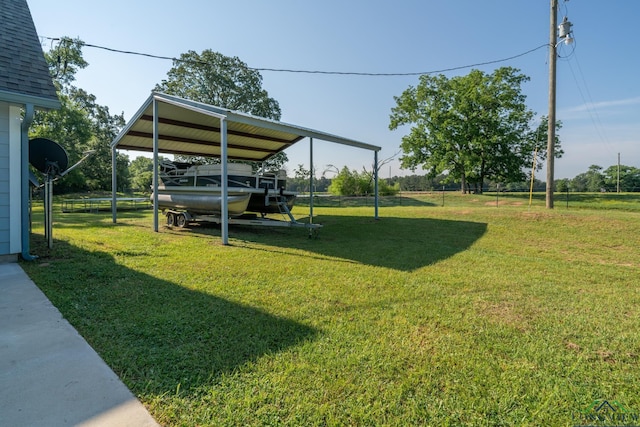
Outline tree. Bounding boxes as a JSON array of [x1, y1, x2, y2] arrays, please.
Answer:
[[288, 164, 312, 192], [129, 156, 155, 192], [378, 180, 400, 196], [45, 37, 88, 89], [314, 176, 330, 193], [389, 67, 561, 194], [522, 116, 563, 175], [156, 50, 281, 119], [603, 165, 640, 192], [113, 152, 130, 193], [72, 87, 126, 191], [326, 166, 398, 196], [31, 37, 127, 193], [556, 178, 570, 193], [293, 164, 310, 180], [328, 167, 361, 196], [154, 49, 287, 168], [30, 92, 93, 192], [571, 165, 605, 192], [584, 164, 605, 192]]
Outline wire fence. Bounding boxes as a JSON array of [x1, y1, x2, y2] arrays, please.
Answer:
[[59, 197, 151, 213], [297, 190, 640, 211]]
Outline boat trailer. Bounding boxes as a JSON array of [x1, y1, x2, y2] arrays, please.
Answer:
[[163, 193, 321, 237]]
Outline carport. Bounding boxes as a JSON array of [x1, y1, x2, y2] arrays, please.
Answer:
[[110, 92, 381, 245]]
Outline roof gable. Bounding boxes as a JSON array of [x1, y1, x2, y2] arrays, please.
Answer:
[[0, 0, 59, 108]]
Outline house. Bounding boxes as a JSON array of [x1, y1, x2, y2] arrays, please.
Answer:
[[0, 0, 60, 261]]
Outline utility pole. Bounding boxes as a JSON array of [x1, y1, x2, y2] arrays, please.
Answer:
[[617, 152, 621, 193], [546, 0, 573, 209], [546, 0, 558, 209]]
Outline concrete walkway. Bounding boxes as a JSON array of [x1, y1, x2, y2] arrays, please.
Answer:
[[0, 263, 159, 427]]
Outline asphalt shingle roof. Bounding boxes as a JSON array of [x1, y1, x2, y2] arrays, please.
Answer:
[[0, 0, 59, 106]]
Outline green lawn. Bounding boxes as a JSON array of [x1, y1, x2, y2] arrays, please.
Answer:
[[22, 193, 640, 426]]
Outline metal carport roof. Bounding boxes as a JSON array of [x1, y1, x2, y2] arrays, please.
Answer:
[[110, 92, 381, 244], [110, 92, 380, 160]]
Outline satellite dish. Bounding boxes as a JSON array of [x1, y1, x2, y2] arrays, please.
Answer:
[[29, 138, 69, 176]]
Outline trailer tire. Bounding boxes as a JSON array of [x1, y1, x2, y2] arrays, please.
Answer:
[[167, 213, 176, 227], [176, 213, 188, 228]]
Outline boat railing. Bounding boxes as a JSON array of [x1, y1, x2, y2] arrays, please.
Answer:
[[159, 160, 191, 175], [255, 170, 287, 190], [158, 162, 290, 192]]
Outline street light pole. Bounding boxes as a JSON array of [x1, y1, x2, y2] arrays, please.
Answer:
[[546, 0, 558, 209]]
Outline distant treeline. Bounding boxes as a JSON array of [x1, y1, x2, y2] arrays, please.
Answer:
[[287, 163, 640, 195]]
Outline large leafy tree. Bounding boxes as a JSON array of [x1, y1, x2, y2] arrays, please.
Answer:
[[571, 165, 605, 192], [603, 165, 640, 192], [156, 50, 281, 119], [128, 156, 155, 192], [155, 50, 287, 170], [328, 167, 363, 196], [31, 37, 128, 193], [389, 67, 561, 193], [128, 155, 169, 192]]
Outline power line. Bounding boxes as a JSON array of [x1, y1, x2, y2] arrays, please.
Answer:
[[252, 45, 549, 76], [42, 36, 549, 77]]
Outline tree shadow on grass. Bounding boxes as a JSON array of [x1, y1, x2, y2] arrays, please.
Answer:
[[23, 238, 318, 397], [28, 210, 152, 232], [187, 214, 488, 272]]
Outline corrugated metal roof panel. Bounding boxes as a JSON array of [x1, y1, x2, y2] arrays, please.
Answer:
[[111, 93, 379, 161]]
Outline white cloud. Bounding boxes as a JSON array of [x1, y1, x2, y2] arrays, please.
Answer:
[[561, 96, 640, 116]]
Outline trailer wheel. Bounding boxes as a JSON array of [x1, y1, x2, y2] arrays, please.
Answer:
[[176, 213, 188, 228], [167, 213, 176, 227]]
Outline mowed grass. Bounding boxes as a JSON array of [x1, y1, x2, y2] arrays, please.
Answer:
[[21, 193, 640, 426]]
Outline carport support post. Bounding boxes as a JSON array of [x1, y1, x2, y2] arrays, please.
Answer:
[[111, 147, 117, 223], [374, 150, 379, 219], [152, 98, 159, 232], [221, 117, 229, 245], [309, 137, 314, 224], [45, 175, 53, 249]]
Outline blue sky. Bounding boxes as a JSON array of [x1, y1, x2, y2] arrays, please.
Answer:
[[27, 0, 640, 179]]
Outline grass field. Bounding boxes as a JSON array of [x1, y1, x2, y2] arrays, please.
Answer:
[[21, 192, 640, 426]]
